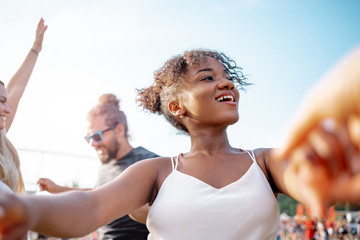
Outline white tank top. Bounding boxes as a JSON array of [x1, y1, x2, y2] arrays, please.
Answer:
[[147, 150, 279, 240], [0, 181, 13, 193]]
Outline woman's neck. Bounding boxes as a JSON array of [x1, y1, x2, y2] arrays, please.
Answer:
[[188, 128, 233, 155]]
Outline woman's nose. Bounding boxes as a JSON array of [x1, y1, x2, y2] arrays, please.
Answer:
[[218, 78, 234, 90]]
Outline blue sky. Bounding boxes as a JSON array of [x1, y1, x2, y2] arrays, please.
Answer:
[[1, 0, 359, 189]]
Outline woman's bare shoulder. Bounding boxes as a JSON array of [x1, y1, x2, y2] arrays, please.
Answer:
[[133, 156, 174, 168], [130, 156, 176, 204], [127, 156, 175, 180]]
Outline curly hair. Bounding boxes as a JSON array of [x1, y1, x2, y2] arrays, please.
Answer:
[[87, 94, 129, 138], [137, 49, 250, 134]]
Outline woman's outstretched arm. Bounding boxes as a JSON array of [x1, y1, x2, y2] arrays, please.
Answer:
[[0, 158, 160, 239]]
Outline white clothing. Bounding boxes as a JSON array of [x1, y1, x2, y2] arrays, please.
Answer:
[[0, 181, 13, 193], [147, 150, 279, 240]]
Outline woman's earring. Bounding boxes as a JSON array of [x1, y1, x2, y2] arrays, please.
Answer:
[[180, 115, 183, 119]]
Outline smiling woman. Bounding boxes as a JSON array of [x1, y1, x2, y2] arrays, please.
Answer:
[[137, 49, 250, 134], [0, 48, 358, 240]]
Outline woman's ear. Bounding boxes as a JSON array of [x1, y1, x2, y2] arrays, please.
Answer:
[[168, 101, 185, 117]]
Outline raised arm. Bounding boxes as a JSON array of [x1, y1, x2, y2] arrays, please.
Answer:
[[6, 18, 48, 131], [0, 158, 160, 239]]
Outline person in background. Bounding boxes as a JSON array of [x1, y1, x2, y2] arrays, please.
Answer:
[[37, 93, 159, 240], [0, 18, 47, 193], [0, 49, 357, 240]]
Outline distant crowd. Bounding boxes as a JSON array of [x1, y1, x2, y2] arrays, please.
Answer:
[[278, 210, 360, 240]]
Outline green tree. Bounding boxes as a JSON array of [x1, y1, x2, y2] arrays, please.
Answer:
[[277, 194, 299, 216]]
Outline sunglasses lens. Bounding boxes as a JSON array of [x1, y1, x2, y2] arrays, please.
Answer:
[[92, 133, 102, 142]]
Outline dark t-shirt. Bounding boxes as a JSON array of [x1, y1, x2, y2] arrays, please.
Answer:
[[95, 146, 159, 240]]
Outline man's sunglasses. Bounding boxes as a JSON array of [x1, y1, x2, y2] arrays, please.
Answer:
[[84, 124, 118, 143]]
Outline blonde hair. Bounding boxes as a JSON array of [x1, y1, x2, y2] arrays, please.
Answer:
[[0, 129, 24, 193]]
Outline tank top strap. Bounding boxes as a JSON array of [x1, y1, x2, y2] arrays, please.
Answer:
[[170, 155, 180, 171], [243, 149, 256, 163]]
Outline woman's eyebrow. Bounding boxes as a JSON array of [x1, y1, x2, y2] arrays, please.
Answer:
[[196, 68, 213, 74]]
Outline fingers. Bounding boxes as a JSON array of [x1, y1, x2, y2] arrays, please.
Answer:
[[331, 173, 360, 204], [289, 146, 331, 219], [285, 124, 353, 218], [37, 18, 48, 32], [36, 178, 58, 193], [37, 178, 48, 191], [346, 115, 360, 174], [348, 114, 360, 148], [308, 119, 360, 176], [37, 178, 48, 184], [37, 178, 49, 191], [38, 184, 46, 191], [307, 123, 352, 176], [272, 110, 328, 162], [286, 121, 360, 217], [0, 225, 28, 240], [33, 18, 47, 52]]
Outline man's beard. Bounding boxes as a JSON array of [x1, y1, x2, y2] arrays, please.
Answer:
[[98, 139, 120, 163]]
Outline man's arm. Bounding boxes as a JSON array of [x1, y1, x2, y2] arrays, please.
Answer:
[[37, 178, 92, 194]]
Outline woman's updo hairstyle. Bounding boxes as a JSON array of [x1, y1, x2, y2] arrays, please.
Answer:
[[137, 49, 249, 134]]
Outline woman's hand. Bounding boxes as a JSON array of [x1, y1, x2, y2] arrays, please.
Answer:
[[283, 122, 360, 218], [32, 18, 48, 53], [0, 192, 31, 240]]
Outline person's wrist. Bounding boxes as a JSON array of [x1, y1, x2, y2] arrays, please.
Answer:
[[30, 48, 39, 56]]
